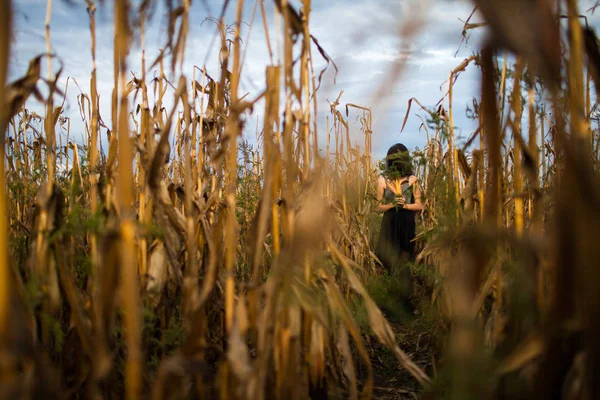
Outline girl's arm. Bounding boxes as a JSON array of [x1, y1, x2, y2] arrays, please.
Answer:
[[375, 176, 396, 213], [403, 176, 423, 212]]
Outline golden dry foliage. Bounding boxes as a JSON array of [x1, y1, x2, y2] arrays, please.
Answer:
[[3, 0, 600, 399], [0, 0, 428, 399], [409, 1, 600, 399]]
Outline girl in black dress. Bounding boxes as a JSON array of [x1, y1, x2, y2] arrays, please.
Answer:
[[375, 143, 423, 303]]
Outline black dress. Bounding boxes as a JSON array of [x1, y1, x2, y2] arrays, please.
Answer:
[[375, 179, 416, 298]]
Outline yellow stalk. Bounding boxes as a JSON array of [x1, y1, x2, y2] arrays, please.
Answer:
[[482, 46, 502, 227], [541, 107, 546, 187], [260, 0, 274, 64], [115, 1, 141, 398], [196, 68, 207, 193], [529, 78, 540, 233], [514, 150, 523, 234], [587, 67, 592, 138], [87, 0, 100, 282], [567, 0, 586, 140], [478, 110, 485, 220], [191, 69, 198, 189], [499, 51, 508, 125], [448, 70, 459, 209], [0, 0, 12, 343], [183, 76, 197, 327], [301, 0, 311, 179], [45, 0, 56, 189], [224, 0, 245, 333], [513, 59, 524, 235], [138, 5, 149, 277], [58, 124, 62, 168], [272, 184, 281, 255], [33, 0, 59, 341]]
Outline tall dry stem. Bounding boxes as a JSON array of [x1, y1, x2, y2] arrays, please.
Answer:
[[567, 0, 587, 140], [512, 59, 524, 235], [0, 0, 12, 342], [224, 0, 245, 333], [114, 0, 141, 398]]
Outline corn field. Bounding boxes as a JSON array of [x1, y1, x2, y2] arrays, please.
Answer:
[[2, 0, 600, 399]]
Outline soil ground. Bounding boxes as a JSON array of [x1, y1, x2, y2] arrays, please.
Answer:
[[329, 291, 440, 399], [371, 304, 438, 400]]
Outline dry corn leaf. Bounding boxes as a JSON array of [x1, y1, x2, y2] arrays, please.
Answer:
[[584, 26, 600, 97], [473, 0, 560, 86], [497, 333, 545, 375], [337, 324, 358, 400], [146, 240, 168, 307], [3, 55, 43, 121]]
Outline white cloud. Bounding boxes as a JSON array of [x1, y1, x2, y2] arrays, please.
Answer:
[[349, 50, 410, 63], [415, 49, 460, 66], [11, 0, 600, 163]]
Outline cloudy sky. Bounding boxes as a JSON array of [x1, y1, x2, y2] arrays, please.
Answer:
[[7, 0, 600, 162]]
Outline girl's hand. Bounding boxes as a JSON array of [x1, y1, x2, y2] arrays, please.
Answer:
[[395, 195, 405, 208]]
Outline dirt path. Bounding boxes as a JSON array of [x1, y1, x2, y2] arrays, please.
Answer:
[[370, 314, 436, 399]]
